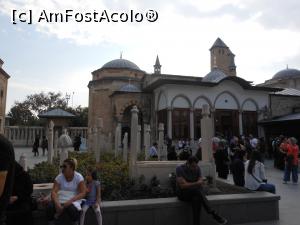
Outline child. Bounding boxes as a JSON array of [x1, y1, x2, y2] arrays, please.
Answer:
[[80, 168, 102, 225]]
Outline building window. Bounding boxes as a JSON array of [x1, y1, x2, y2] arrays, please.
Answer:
[[214, 109, 239, 138], [242, 111, 258, 136], [157, 109, 167, 136], [194, 109, 202, 139], [172, 108, 190, 139]]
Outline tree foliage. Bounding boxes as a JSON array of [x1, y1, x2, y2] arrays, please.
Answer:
[[7, 92, 88, 126]]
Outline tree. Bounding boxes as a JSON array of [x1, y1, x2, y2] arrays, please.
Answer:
[[8, 102, 38, 126], [8, 92, 69, 126], [67, 106, 88, 127], [25, 92, 68, 116]]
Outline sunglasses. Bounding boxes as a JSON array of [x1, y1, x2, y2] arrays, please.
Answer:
[[60, 165, 67, 169]]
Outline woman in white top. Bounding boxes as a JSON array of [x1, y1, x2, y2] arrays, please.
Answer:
[[245, 151, 276, 194], [47, 158, 86, 225]]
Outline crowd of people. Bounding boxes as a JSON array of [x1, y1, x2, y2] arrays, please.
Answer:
[[1, 132, 299, 225], [149, 133, 299, 191]]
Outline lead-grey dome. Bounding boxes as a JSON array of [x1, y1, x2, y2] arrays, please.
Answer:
[[102, 59, 141, 71], [272, 68, 300, 80], [202, 68, 227, 82], [119, 84, 141, 92]]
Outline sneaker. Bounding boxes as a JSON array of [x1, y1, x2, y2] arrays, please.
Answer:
[[212, 211, 228, 225], [292, 182, 298, 185], [283, 181, 288, 184]]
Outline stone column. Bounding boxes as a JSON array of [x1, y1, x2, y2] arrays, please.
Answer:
[[200, 105, 214, 162], [47, 120, 54, 164], [158, 123, 164, 160], [144, 124, 151, 160], [201, 104, 216, 187], [107, 132, 112, 152], [93, 125, 99, 162], [167, 108, 172, 139], [137, 125, 141, 153], [129, 106, 139, 177], [88, 128, 92, 152], [58, 129, 72, 168], [190, 108, 195, 141], [54, 130, 59, 158], [239, 110, 243, 136], [95, 118, 103, 163], [122, 132, 128, 162], [114, 123, 122, 157]]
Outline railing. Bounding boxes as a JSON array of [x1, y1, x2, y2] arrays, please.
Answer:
[[4, 126, 88, 147]]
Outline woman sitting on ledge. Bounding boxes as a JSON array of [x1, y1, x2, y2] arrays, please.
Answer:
[[47, 158, 86, 225], [245, 151, 276, 194]]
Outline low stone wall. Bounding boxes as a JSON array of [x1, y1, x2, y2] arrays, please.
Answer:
[[135, 161, 215, 186], [33, 192, 280, 225]]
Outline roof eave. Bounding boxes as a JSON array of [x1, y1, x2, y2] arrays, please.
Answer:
[[0, 68, 10, 79]]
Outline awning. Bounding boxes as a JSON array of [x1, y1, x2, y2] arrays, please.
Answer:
[[259, 113, 300, 124]]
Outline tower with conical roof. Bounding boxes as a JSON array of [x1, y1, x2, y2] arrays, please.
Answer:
[[210, 37, 236, 76], [154, 55, 161, 74]]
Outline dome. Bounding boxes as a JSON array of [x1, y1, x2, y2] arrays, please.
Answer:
[[202, 68, 227, 83], [272, 68, 300, 80], [101, 58, 141, 71], [119, 84, 141, 92]]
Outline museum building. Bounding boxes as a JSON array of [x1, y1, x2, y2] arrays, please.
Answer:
[[88, 38, 298, 143]]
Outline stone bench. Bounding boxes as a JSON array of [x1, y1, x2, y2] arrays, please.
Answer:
[[33, 192, 280, 225]]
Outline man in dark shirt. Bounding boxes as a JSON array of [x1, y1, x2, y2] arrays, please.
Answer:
[[176, 156, 227, 225], [0, 135, 15, 225]]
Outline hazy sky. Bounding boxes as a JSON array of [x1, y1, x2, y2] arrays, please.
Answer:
[[1, 0, 300, 112]]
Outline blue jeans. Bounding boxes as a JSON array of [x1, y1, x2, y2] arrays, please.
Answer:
[[284, 165, 298, 183], [257, 183, 276, 194]]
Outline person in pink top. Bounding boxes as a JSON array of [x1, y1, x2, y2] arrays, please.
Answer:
[[283, 137, 299, 184]]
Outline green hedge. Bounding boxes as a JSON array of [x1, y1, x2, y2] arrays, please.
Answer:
[[28, 152, 175, 200]]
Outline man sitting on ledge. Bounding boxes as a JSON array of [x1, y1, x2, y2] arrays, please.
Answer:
[[176, 156, 228, 225]]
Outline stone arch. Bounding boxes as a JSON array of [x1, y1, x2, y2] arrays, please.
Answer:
[[241, 98, 259, 111], [119, 100, 144, 116], [193, 95, 213, 109], [156, 90, 168, 111], [213, 91, 240, 110], [171, 94, 192, 109]]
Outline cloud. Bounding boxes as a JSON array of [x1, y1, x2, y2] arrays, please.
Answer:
[[1, 0, 300, 110]]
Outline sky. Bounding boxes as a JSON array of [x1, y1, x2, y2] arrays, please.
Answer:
[[0, 0, 300, 113]]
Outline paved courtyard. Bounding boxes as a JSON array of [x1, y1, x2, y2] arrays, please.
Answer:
[[15, 147, 299, 225], [15, 147, 47, 169], [235, 160, 300, 225]]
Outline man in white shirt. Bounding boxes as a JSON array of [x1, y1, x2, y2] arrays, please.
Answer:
[[149, 142, 158, 159]]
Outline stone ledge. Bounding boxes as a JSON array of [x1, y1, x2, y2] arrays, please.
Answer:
[[101, 192, 280, 225], [32, 192, 280, 225]]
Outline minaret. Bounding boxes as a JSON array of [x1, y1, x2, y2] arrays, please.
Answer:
[[154, 55, 161, 74], [210, 37, 236, 76]]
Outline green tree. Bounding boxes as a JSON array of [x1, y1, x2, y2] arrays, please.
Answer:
[[25, 92, 68, 115], [8, 92, 70, 126], [67, 106, 88, 127], [8, 102, 38, 126]]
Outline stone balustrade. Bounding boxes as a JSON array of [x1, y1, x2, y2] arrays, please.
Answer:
[[4, 126, 88, 147]]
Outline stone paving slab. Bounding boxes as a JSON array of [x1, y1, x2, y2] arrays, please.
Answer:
[[14, 147, 47, 169], [235, 160, 300, 225]]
